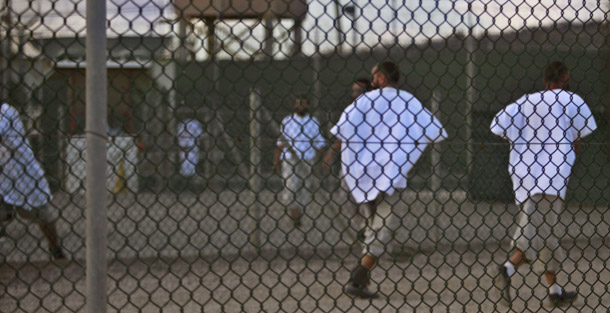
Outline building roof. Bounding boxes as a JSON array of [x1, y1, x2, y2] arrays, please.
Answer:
[[173, 0, 307, 20], [32, 36, 172, 61]]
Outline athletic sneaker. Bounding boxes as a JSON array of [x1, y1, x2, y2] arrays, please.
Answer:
[[344, 283, 378, 299], [549, 290, 577, 306], [496, 265, 512, 303]]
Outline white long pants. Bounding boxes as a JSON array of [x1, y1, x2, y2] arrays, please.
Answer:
[[179, 147, 199, 176], [512, 194, 566, 272], [361, 190, 404, 258]]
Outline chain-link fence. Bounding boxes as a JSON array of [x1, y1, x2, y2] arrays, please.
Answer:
[[0, 0, 609, 311]]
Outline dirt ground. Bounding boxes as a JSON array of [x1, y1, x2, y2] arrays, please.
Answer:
[[1, 190, 609, 312]]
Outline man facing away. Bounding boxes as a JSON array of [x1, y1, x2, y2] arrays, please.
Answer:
[[331, 61, 447, 298], [274, 95, 325, 226], [177, 118, 204, 177], [0, 103, 65, 260], [491, 61, 597, 306]]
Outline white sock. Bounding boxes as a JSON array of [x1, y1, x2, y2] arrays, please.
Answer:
[[503, 262, 515, 277], [549, 284, 562, 295]]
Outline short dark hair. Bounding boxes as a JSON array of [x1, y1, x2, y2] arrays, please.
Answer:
[[295, 94, 308, 101], [354, 78, 371, 91], [375, 61, 400, 84], [544, 61, 569, 83]]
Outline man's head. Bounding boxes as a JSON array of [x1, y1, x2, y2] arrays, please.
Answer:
[[544, 61, 570, 90], [294, 94, 310, 116], [351, 78, 371, 100], [371, 61, 400, 89]]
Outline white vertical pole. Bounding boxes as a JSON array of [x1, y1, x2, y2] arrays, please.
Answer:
[[430, 90, 442, 191], [332, 0, 344, 53], [312, 27, 321, 110], [465, 0, 475, 186], [249, 87, 263, 191], [430, 90, 441, 243], [392, 0, 398, 47], [1, 0, 12, 101], [249, 87, 263, 249], [86, 0, 108, 311]]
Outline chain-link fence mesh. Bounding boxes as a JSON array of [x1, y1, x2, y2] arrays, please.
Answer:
[[0, 0, 609, 311]]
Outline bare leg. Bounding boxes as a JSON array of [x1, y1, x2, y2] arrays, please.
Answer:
[[345, 254, 378, 298], [545, 271, 556, 285], [37, 221, 65, 259], [361, 254, 376, 270], [509, 249, 528, 268], [38, 221, 59, 249]]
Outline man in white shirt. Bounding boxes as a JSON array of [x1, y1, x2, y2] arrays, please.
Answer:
[[177, 119, 204, 177], [491, 61, 596, 306], [274, 95, 325, 226], [0, 103, 64, 259], [331, 62, 447, 298]]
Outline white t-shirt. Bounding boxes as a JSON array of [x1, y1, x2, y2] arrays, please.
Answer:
[[0, 103, 51, 209], [490, 89, 597, 204], [277, 114, 325, 160], [330, 87, 448, 203]]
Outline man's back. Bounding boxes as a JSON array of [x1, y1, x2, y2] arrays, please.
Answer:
[[331, 87, 447, 203], [490, 89, 597, 203], [0, 103, 51, 209], [499, 90, 593, 144]]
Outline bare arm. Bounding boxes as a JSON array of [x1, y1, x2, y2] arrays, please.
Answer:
[[273, 145, 283, 172], [574, 139, 581, 153], [323, 139, 341, 173]]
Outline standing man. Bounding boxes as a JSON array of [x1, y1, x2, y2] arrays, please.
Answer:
[[274, 95, 325, 226], [491, 61, 596, 306], [331, 62, 447, 298], [324, 77, 371, 240], [177, 118, 204, 177], [0, 103, 65, 260]]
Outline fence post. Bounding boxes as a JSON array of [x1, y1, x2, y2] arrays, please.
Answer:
[[249, 87, 263, 250], [1, 0, 12, 101], [312, 29, 322, 110], [465, 0, 476, 186], [430, 89, 442, 243], [86, 0, 108, 311]]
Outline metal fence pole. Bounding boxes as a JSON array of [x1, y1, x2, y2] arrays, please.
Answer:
[[464, 0, 476, 184], [430, 89, 442, 243], [249, 87, 263, 250], [86, 0, 108, 311], [1, 0, 12, 101]]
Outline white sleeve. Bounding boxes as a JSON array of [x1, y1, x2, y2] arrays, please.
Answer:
[[417, 108, 448, 143], [568, 95, 597, 139], [3, 105, 28, 156], [330, 102, 360, 142], [490, 102, 518, 140]]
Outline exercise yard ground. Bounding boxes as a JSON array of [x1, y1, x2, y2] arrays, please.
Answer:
[[1, 239, 609, 312], [1, 191, 609, 312]]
